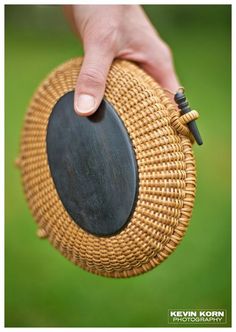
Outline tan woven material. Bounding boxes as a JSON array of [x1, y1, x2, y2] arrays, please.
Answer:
[[17, 58, 197, 278]]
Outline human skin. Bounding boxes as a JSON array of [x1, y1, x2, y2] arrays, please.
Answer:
[[64, 5, 180, 116]]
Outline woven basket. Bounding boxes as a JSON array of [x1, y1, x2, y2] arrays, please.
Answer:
[[17, 57, 198, 278]]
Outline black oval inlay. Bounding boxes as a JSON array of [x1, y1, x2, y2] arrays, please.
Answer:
[[46, 91, 138, 236]]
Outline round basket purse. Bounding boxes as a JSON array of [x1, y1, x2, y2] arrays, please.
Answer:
[[16, 57, 201, 278]]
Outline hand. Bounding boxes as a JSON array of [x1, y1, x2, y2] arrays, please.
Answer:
[[64, 5, 180, 116]]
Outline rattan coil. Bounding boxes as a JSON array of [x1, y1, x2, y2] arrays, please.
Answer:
[[17, 57, 197, 278]]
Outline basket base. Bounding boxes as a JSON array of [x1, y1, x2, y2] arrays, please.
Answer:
[[46, 91, 139, 237]]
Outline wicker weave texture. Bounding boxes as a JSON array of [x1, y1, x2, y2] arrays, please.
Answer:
[[18, 58, 196, 278]]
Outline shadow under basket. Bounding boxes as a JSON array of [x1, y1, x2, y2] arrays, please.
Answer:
[[16, 57, 198, 278]]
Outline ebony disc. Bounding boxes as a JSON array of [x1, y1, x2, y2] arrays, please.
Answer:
[[46, 91, 138, 236]]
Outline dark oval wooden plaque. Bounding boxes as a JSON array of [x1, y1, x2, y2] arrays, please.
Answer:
[[46, 91, 138, 236]]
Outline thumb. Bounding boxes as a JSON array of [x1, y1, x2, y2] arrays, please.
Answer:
[[74, 46, 114, 116]]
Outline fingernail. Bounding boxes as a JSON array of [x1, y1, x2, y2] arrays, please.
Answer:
[[75, 94, 95, 115]]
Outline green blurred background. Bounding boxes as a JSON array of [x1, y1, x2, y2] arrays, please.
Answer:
[[5, 5, 231, 327]]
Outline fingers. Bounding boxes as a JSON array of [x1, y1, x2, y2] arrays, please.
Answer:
[[155, 66, 180, 93], [74, 45, 114, 116], [140, 42, 180, 93]]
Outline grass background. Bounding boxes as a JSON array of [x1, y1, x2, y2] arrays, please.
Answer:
[[5, 5, 231, 327]]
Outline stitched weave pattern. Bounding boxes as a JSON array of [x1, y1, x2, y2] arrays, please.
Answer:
[[17, 58, 196, 278]]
